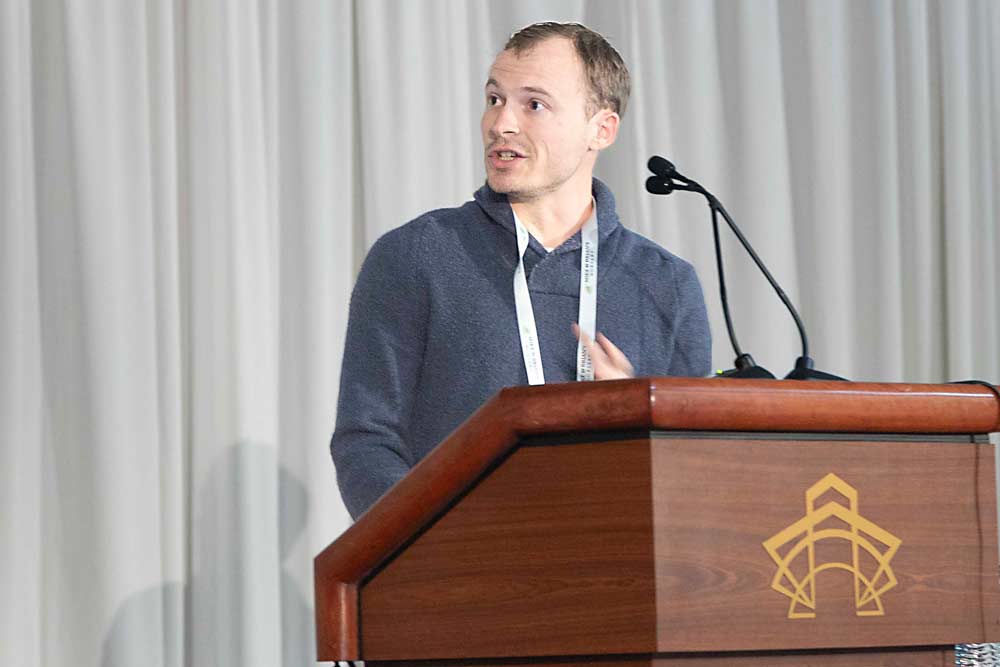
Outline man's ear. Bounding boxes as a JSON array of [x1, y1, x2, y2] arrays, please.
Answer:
[[589, 110, 620, 151]]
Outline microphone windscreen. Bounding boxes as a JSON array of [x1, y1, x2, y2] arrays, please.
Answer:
[[645, 176, 674, 195], [647, 155, 676, 177]]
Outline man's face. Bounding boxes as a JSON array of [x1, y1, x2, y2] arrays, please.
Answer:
[[481, 37, 609, 201]]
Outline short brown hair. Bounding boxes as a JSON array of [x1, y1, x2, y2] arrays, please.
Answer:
[[504, 22, 631, 118]]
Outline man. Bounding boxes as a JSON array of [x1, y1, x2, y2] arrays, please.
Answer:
[[332, 23, 711, 519]]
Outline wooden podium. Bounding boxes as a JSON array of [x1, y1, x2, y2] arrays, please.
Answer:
[[315, 378, 1000, 666]]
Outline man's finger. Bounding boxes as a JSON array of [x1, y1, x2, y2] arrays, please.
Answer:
[[572, 323, 634, 380], [596, 332, 634, 375]]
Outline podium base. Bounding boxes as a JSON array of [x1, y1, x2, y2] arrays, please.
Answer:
[[367, 646, 957, 667]]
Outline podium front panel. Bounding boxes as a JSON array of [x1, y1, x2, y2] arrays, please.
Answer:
[[356, 432, 999, 662]]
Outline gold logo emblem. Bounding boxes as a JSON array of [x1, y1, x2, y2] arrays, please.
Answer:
[[762, 473, 901, 619]]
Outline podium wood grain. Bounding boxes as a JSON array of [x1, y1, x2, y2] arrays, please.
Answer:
[[359, 436, 999, 661], [362, 440, 657, 659]]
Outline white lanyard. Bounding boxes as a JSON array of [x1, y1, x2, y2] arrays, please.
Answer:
[[512, 205, 599, 385]]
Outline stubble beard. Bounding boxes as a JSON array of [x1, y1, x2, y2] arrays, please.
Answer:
[[487, 173, 535, 201], [485, 162, 574, 203]]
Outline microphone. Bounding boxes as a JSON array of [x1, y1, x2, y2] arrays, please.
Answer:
[[646, 156, 702, 194], [647, 155, 676, 178], [645, 155, 845, 381], [644, 176, 674, 195]]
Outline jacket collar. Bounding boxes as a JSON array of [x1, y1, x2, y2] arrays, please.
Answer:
[[473, 178, 621, 250]]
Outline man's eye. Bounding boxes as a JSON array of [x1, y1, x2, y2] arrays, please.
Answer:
[[529, 100, 546, 111], [487, 94, 501, 106]]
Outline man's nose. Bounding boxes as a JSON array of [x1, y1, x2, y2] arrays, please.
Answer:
[[489, 103, 519, 137]]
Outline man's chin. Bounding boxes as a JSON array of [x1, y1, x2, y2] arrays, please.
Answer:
[[486, 174, 518, 195]]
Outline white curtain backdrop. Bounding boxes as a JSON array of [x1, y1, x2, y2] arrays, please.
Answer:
[[2, 1, 997, 665]]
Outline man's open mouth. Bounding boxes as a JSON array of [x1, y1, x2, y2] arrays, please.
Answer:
[[491, 147, 526, 161]]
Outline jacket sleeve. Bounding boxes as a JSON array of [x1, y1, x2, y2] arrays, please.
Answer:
[[330, 223, 429, 519], [667, 258, 712, 377]]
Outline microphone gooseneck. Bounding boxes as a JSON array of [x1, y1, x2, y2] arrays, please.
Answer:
[[645, 155, 846, 381], [710, 205, 743, 360]]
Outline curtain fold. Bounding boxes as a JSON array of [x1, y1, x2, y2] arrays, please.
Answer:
[[2, 1, 998, 665], [1, 1, 43, 665]]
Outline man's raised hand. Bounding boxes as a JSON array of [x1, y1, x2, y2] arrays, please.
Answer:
[[572, 323, 635, 380]]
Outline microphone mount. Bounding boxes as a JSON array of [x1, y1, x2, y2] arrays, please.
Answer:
[[645, 156, 846, 381]]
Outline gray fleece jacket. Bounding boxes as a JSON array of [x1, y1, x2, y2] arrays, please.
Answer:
[[331, 178, 711, 518]]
